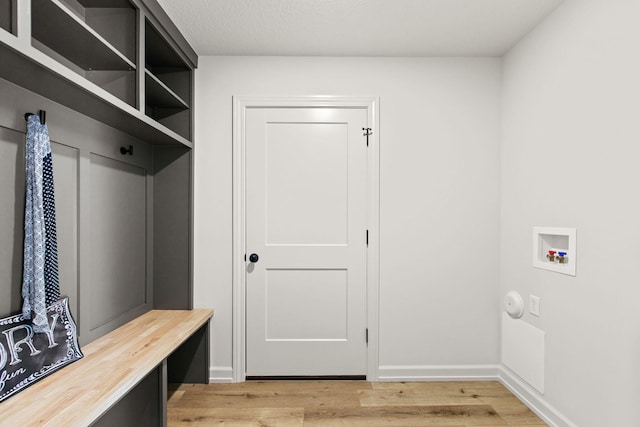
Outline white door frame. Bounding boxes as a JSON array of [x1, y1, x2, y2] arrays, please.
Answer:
[[232, 96, 380, 382]]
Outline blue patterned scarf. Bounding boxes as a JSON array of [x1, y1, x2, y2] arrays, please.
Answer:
[[22, 115, 60, 333]]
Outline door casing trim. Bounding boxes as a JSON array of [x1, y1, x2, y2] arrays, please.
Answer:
[[232, 96, 380, 382]]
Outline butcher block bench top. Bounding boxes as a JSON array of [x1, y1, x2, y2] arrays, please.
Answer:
[[0, 309, 214, 426]]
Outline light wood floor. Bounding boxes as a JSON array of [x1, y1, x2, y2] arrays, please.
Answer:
[[168, 380, 547, 426]]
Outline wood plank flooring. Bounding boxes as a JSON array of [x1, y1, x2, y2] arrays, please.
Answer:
[[168, 381, 547, 426]]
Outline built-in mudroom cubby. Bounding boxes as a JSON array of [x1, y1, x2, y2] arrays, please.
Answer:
[[0, 0, 197, 341], [31, 0, 138, 106], [0, 1, 202, 424], [0, 77, 193, 344]]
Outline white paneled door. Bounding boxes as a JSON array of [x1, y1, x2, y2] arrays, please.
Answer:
[[245, 107, 368, 376]]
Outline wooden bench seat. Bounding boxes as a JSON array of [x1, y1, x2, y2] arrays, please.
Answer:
[[0, 309, 213, 427]]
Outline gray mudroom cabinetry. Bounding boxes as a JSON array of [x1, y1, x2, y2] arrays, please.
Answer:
[[0, 1, 206, 418]]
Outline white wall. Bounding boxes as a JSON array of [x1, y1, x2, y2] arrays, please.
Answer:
[[501, 0, 640, 425], [194, 57, 502, 380]]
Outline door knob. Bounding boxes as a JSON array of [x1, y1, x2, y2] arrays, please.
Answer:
[[249, 253, 259, 263]]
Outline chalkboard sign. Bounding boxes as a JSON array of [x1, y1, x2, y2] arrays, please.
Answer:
[[0, 297, 83, 402]]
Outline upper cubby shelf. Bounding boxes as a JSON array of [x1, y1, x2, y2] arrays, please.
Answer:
[[0, 0, 197, 147], [145, 69, 188, 110], [145, 18, 191, 140], [32, 0, 136, 70], [32, 0, 136, 106]]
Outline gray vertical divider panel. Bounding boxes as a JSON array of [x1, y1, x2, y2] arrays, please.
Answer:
[[153, 145, 191, 309], [137, 6, 145, 112], [160, 359, 168, 427], [91, 366, 161, 427], [168, 321, 210, 384], [0, 0, 13, 34]]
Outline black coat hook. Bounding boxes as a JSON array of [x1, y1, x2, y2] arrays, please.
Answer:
[[120, 145, 133, 155], [24, 110, 46, 125]]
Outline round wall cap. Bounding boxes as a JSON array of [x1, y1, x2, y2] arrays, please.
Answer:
[[504, 291, 524, 319]]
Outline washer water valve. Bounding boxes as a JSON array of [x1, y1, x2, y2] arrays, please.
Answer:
[[546, 250, 556, 262], [557, 252, 567, 264]]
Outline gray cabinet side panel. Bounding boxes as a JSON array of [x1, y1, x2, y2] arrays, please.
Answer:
[[0, 0, 12, 33], [153, 146, 191, 309], [167, 322, 209, 384], [91, 366, 161, 427]]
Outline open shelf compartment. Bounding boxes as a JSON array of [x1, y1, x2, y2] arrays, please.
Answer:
[[145, 18, 191, 140], [31, 0, 137, 106], [145, 69, 188, 110], [32, 0, 136, 69]]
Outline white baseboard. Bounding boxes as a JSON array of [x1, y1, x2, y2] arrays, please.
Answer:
[[499, 365, 576, 427], [209, 366, 234, 383], [377, 364, 500, 381], [212, 364, 500, 383]]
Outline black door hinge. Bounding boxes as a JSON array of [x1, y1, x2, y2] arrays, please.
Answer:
[[363, 127, 372, 146], [366, 230, 369, 247], [366, 328, 369, 345]]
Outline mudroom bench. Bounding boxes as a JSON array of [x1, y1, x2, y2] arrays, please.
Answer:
[[0, 309, 213, 427]]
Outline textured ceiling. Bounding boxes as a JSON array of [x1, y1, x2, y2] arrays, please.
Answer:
[[157, 0, 564, 57]]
